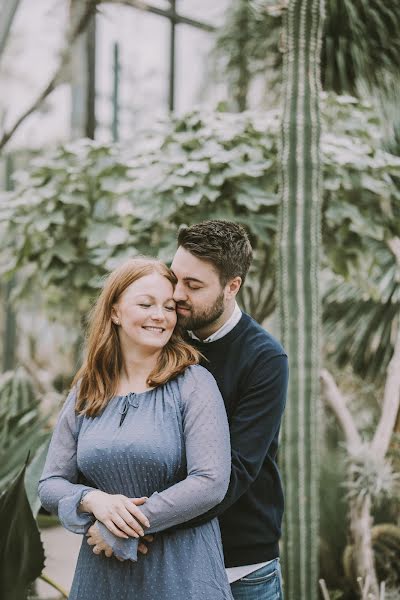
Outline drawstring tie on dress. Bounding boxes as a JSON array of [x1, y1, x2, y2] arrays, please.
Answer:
[[119, 392, 139, 427]]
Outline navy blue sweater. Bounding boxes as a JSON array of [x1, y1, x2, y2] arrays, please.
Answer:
[[179, 312, 288, 568]]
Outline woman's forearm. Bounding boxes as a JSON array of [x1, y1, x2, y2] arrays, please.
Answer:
[[38, 477, 96, 534]]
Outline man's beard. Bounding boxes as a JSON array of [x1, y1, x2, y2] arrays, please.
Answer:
[[177, 290, 225, 333]]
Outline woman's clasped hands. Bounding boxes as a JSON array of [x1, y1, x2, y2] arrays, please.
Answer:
[[80, 490, 150, 538]]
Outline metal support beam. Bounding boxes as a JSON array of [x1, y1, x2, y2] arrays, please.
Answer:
[[107, 0, 215, 32], [86, 11, 97, 138], [168, 0, 176, 111], [0, 0, 21, 60], [70, 0, 97, 139], [112, 42, 120, 141]]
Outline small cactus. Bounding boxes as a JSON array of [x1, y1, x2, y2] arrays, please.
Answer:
[[343, 524, 400, 592], [0, 367, 38, 417]]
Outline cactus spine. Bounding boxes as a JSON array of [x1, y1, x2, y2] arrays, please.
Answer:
[[277, 1, 325, 599]]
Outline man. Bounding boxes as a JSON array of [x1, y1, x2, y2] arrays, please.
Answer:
[[88, 220, 288, 599]]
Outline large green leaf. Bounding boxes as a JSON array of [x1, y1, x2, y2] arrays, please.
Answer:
[[0, 464, 45, 600], [0, 370, 51, 500], [25, 439, 51, 517], [323, 245, 400, 381]]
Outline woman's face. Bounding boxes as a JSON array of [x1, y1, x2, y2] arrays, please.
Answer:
[[113, 272, 177, 352]]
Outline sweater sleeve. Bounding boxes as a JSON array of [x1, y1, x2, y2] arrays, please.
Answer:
[[38, 389, 97, 534], [176, 352, 288, 528], [96, 365, 231, 561]]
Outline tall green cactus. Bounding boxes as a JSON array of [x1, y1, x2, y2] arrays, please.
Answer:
[[277, 1, 325, 599]]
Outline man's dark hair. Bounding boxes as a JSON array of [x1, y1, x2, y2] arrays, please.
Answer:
[[177, 220, 253, 285]]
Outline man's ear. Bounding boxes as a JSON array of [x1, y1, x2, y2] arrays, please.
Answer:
[[226, 276, 242, 298]]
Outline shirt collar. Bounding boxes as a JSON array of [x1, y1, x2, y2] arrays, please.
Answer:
[[188, 302, 242, 343]]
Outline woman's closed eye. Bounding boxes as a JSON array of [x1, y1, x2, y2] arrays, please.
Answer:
[[138, 303, 175, 311]]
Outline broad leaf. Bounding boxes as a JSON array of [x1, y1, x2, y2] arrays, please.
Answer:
[[25, 439, 51, 517], [0, 464, 45, 600]]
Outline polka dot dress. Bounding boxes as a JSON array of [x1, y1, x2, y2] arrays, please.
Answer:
[[39, 365, 233, 599]]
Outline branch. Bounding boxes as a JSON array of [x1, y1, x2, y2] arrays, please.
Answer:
[[0, 0, 98, 151], [371, 321, 400, 460], [320, 368, 361, 449], [387, 236, 400, 268]]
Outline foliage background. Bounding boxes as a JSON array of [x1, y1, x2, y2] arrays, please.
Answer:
[[1, 1, 400, 599]]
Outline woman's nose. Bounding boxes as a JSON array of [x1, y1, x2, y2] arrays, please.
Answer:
[[150, 307, 165, 320]]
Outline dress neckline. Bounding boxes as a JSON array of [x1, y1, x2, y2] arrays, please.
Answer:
[[115, 387, 157, 398]]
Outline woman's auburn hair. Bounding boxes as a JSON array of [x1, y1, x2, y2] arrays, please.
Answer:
[[72, 257, 200, 417]]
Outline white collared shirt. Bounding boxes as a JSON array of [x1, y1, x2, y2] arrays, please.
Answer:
[[188, 302, 242, 343], [188, 302, 273, 583]]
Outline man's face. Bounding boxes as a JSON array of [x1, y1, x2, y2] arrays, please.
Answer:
[[171, 246, 226, 331]]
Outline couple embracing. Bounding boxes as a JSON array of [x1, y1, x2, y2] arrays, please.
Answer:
[[39, 220, 288, 600]]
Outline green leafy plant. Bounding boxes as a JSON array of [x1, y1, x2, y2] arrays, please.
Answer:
[[0, 369, 50, 499], [1, 95, 399, 332], [214, 0, 400, 101], [0, 464, 45, 600]]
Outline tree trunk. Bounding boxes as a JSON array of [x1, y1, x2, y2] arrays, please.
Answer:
[[349, 494, 379, 597]]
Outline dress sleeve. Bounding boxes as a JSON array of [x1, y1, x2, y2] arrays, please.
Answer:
[[98, 365, 231, 561], [38, 388, 96, 534]]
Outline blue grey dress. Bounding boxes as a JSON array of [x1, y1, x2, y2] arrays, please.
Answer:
[[38, 365, 233, 600]]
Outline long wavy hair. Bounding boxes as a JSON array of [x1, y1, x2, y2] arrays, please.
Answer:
[[73, 257, 200, 417]]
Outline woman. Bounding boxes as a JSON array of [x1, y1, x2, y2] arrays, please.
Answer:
[[38, 257, 233, 600]]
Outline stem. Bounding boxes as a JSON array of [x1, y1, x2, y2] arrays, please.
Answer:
[[370, 323, 400, 460], [349, 494, 379, 598], [318, 579, 331, 600], [320, 368, 361, 448], [39, 573, 68, 598]]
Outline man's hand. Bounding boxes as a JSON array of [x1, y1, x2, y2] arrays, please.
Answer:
[[87, 522, 119, 559], [138, 534, 154, 555], [80, 492, 149, 538], [86, 522, 154, 558]]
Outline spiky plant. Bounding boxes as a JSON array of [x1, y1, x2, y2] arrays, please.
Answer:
[[0, 368, 50, 497], [215, 0, 400, 103], [277, 1, 325, 599]]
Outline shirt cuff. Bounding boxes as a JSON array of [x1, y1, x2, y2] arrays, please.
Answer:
[[95, 521, 139, 562], [58, 486, 96, 534]]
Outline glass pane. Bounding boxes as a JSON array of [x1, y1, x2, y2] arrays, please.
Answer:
[[0, 0, 70, 148], [175, 24, 228, 113], [177, 0, 231, 27], [96, 5, 170, 141], [147, 0, 171, 8]]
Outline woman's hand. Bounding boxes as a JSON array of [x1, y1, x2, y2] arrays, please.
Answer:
[[80, 491, 149, 538]]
